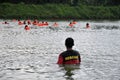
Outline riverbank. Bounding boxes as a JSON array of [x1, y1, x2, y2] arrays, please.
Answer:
[[0, 3, 120, 20]]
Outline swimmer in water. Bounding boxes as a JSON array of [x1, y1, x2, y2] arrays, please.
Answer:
[[24, 25, 30, 30], [69, 22, 74, 27], [86, 23, 90, 28], [53, 22, 58, 27]]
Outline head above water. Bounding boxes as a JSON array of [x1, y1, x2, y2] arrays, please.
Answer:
[[86, 23, 89, 25], [65, 37, 74, 48]]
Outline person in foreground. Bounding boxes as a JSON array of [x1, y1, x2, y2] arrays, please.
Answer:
[[57, 37, 81, 67]]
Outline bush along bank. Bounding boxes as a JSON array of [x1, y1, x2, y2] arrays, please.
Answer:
[[0, 3, 120, 20]]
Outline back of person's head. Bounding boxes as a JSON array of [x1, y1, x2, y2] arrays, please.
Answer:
[[65, 37, 74, 48], [86, 23, 89, 25]]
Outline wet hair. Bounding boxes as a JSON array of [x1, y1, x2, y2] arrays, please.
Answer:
[[65, 37, 74, 48], [86, 23, 89, 25]]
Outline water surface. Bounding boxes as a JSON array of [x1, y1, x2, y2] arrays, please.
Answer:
[[0, 20, 120, 80]]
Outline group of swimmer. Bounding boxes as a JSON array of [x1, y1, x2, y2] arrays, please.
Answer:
[[0, 19, 90, 30], [0, 19, 89, 76]]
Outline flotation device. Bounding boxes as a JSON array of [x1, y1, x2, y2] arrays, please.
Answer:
[[24, 25, 30, 30], [38, 23, 44, 27], [32, 20, 38, 25], [44, 22, 49, 26], [72, 21, 77, 24], [33, 22, 38, 25]]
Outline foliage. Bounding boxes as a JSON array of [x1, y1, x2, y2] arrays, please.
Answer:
[[0, 3, 120, 20], [0, 0, 120, 6]]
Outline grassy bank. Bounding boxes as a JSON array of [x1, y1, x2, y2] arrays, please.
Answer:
[[0, 3, 120, 20]]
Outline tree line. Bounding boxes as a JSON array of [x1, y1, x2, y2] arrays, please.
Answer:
[[0, 0, 120, 6]]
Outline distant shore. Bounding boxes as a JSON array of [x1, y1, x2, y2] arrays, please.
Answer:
[[0, 3, 120, 20]]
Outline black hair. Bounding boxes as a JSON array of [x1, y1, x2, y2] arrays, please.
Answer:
[[65, 37, 74, 48]]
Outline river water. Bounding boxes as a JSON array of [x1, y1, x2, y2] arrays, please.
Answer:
[[0, 20, 120, 80]]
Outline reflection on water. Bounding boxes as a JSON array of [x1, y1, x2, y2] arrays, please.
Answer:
[[63, 64, 80, 80], [0, 20, 120, 80], [65, 69, 74, 80]]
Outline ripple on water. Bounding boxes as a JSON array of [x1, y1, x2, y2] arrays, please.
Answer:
[[0, 20, 120, 80]]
